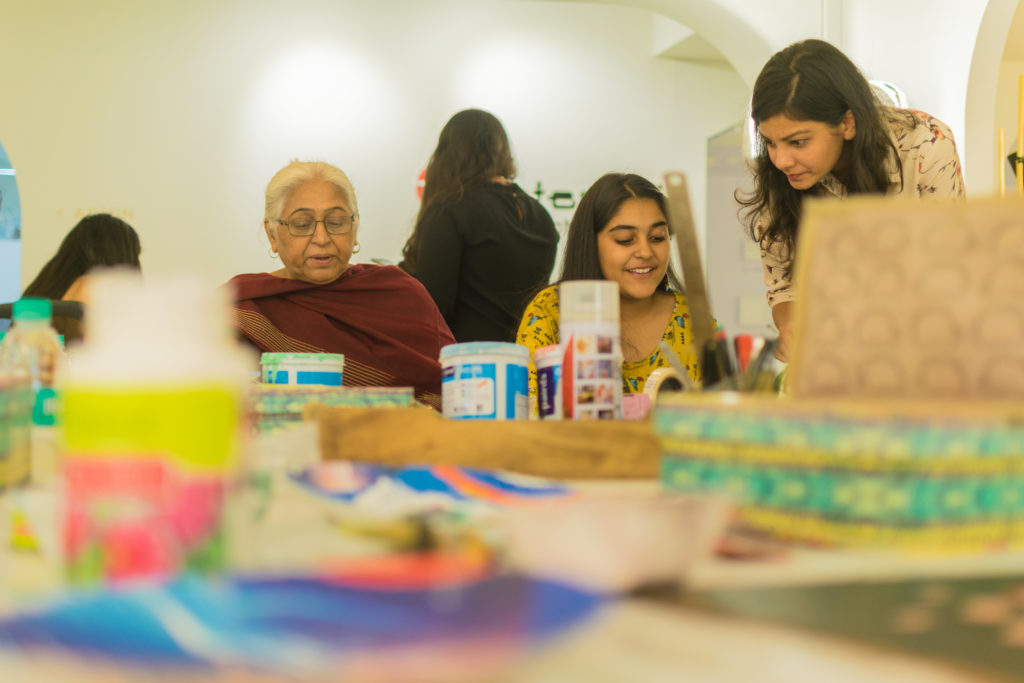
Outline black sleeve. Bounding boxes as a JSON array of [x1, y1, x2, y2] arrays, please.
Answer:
[[410, 204, 463, 320]]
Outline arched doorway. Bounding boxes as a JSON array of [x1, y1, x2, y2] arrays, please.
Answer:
[[965, 0, 1020, 195]]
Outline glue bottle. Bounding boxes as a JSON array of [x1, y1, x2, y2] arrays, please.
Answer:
[[60, 272, 253, 585]]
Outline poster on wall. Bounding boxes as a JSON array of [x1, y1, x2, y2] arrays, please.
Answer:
[[0, 141, 21, 311]]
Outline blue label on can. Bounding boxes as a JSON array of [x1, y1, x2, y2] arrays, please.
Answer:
[[442, 362, 497, 419], [506, 363, 528, 420], [295, 370, 343, 386]]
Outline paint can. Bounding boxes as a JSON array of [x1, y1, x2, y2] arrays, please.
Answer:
[[440, 342, 529, 420], [533, 344, 563, 420], [261, 352, 344, 386]]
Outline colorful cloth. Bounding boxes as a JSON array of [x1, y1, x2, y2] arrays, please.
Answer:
[[228, 264, 454, 409], [292, 462, 568, 507], [0, 574, 602, 675], [761, 108, 966, 309], [516, 284, 701, 398]]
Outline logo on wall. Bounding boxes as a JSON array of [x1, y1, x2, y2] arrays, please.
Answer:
[[414, 170, 581, 231]]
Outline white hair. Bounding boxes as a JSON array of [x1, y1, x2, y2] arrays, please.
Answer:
[[264, 160, 359, 228]]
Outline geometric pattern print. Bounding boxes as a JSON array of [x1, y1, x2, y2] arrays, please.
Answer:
[[662, 455, 1024, 550], [233, 308, 441, 410], [656, 400, 1024, 550]]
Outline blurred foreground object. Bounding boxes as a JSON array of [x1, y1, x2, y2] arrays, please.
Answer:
[[789, 196, 1024, 399], [60, 272, 253, 584], [0, 573, 602, 682], [659, 392, 1024, 551]]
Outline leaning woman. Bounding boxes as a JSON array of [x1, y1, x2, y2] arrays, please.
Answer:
[[516, 172, 701, 399], [739, 39, 965, 361], [228, 161, 455, 409]]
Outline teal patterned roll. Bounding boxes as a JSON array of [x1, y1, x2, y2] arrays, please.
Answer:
[[656, 393, 1024, 550]]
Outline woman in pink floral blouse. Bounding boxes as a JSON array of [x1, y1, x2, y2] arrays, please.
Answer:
[[738, 39, 965, 361]]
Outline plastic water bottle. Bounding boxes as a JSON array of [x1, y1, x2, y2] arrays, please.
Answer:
[[0, 300, 63, 602], [0, 353, 32, 491], [0, 299, 62, 431]]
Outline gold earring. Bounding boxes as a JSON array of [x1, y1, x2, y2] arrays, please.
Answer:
[[353, 242, 361, 254]]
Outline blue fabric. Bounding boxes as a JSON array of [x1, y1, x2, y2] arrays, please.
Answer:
[[0, 575, 602, 670]]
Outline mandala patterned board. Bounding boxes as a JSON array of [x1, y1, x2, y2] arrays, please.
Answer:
[[788, 196, 1024, 399]]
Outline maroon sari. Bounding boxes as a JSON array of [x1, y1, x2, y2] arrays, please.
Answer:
[[228, 264, 454, 409]]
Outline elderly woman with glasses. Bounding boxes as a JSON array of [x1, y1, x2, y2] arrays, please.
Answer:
[[228, 160, 455, 409]]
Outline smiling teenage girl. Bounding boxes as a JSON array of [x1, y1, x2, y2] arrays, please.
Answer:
[[739, 39, 964, 361], [516, 173, 701, 399]]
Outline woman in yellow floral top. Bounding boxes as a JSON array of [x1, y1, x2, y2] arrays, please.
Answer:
[[738, 39, 965, 361], [516, 173, 701, 400]]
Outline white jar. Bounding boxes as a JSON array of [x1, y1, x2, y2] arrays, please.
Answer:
[[440, 342, 529, 420]]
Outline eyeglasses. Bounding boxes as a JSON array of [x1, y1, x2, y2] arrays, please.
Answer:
[[278, 210, 356, 236]]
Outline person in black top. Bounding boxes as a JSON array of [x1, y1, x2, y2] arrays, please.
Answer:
[[399, 109, 558, 343]]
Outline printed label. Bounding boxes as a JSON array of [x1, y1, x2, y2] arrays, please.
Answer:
[[537, 363, 562, 419], [563, 322, 622, 420], [442, 363, 497, 419]]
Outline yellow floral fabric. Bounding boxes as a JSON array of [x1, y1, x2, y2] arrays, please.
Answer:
[[515, 284, 701, 399]]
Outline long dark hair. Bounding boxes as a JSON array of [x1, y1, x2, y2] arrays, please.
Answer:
[[400, 109, 516, 274], [23, 213, 141, 299], [559, 173, 681, 291], [737, 39, 909, 279]]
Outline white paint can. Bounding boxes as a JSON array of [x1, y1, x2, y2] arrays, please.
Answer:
[[440, 342, 529, 420]]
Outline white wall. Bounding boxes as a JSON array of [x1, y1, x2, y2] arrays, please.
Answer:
[[1, 0, 749, 288], [840, 0, 991, 188]]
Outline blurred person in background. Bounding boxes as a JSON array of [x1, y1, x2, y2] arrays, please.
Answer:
[[400, 109, 558, 342], [22, 213, 141, 342]]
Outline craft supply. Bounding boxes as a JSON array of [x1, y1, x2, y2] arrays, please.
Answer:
[[642, 368, 685, 402], [714, 331, 736, 381], [657, 340, 698, 392], [249, 385, 414, 434], [307, 405, 663, 479], [61, 272, 252, 585], [559, 281, 622, 420], [261, 352, 344, 386], [658, 392, 1024, 551], [440, 342, 529, 420], [788, 197, 1024, 399], [621, 392, 652, 420], [663, 172, 716, 363], [734, 334, 754, 373], [739, 337, 779, 392], [533, 344, 563, 420]]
